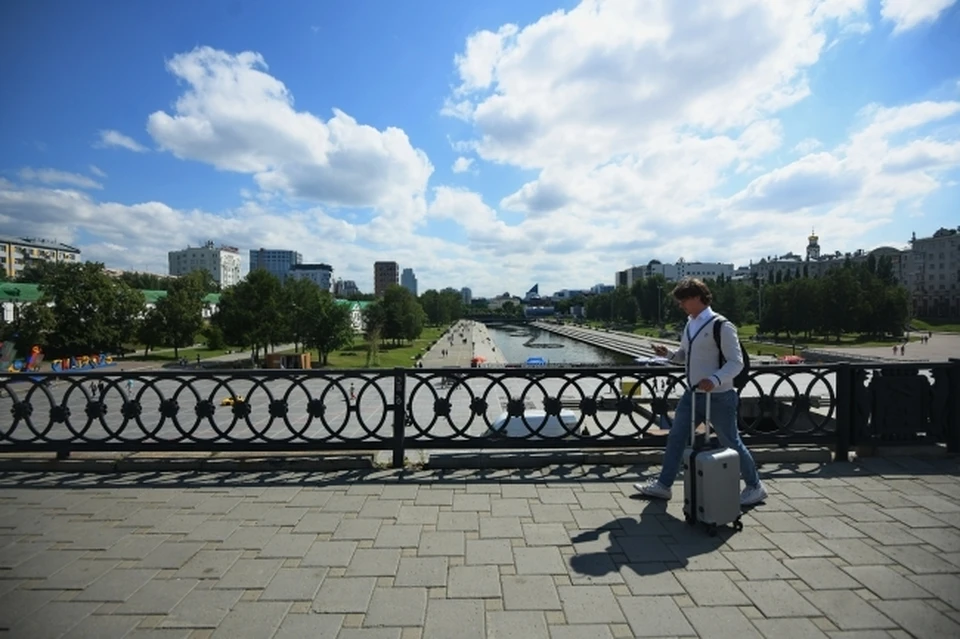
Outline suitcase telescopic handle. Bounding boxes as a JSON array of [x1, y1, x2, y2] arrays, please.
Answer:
[[691, 389, 712, 447]]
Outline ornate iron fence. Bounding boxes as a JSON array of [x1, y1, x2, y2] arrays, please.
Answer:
[[1, 361, 957, 467]]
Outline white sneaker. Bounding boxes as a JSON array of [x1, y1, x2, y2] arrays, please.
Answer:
[[740, 482, 767, 506], [634, 480, 672, 500]]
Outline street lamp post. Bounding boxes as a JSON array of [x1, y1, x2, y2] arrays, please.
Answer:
[[657, 285, 662, 328]]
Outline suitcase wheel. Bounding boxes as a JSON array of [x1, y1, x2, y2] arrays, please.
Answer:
[[734, 517, 744, 532]]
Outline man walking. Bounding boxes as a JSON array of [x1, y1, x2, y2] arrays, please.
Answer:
[[634, 278, 767, 507]]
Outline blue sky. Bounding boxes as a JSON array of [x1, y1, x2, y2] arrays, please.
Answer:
[[1, 0, 959, 296]]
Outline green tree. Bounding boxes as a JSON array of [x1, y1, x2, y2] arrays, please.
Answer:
[[306, 295, 355, 366], [283, 277, 322, 352], [213, 270, 283, 361], [154, 271, 207, 358], [137, 308, 166, 356]]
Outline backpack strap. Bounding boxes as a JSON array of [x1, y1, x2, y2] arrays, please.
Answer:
[[713, 317, 727, 367]]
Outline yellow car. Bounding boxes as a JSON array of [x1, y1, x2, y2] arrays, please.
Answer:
[[220, 395, 245, 406]]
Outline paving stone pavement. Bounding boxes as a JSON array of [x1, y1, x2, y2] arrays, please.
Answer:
[[0, 457, 958, 638]]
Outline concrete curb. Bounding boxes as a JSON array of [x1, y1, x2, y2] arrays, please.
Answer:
[[0, 454, 376, 474]]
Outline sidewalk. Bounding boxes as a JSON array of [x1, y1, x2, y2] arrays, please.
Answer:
[[1, 457, 958, 637]]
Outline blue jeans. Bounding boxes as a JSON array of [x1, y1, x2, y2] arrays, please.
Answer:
[[657, 389, 760, 489]]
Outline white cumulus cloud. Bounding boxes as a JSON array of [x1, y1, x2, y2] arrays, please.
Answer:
[[881, 0, 957, 34], [451, 157, 475, 173], [18, 167, 102, 190], [96, 130, 148, 152]]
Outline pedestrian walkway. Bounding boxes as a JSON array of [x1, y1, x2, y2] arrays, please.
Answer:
[[1, 457, 958, 637], [420, 321, 507, 368]]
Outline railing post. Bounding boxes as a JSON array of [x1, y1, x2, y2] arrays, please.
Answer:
[[947, 359, 960, 454], [392, 368, 406, 468], [834, 363, 851, 462]]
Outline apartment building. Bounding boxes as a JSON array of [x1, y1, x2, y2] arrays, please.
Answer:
[[374, 261, 399, 297], [0, 235, 80, 279], [168, 241, 242, 288], [289, 263, 334, 291], [249, 248, 302, 283], [907, 227, 960, 318]]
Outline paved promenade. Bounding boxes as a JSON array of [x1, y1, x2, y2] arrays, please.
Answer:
[[1, 457, 958, 638], [420, 320, 507, 369]]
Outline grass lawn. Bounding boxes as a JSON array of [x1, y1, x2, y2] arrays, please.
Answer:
[[279, 326, 448, 369], [911, 319, 960, 333], [123, 346, 236, 362]]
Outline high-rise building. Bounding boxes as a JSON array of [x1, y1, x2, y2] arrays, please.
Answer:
[[334, 279, 360, 297], [249, 248, 302, 283], [0, 235, 80, 279], [461, 287, 472, 306], [907, 227, 960, 318], [401, 268, 418, 296], [289, 263, 333, 291], [168, 241, 242, 288], [374, 261, 399, 297]]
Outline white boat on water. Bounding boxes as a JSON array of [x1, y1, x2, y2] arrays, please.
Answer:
[[485, 409, 582, 439]]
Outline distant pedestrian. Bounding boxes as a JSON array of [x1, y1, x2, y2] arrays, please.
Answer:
[[900, 345, 905, 356], [349, 383, 356, 401], [97, 381, 105, 398], [89, 381, 97, 396], [893, 345, 897, 355], [126, 379, 134, 393]]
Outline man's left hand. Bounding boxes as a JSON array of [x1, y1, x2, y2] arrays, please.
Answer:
[[696, 378, 715, 391]]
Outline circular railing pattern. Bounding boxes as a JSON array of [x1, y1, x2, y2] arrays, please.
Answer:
[[0, 365, 839, 451]]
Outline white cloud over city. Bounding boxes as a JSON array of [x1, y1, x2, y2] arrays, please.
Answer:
[[2, 0, 958, 296]]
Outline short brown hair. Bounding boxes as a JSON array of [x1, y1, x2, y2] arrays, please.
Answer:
[[671, 277, 712, 305]]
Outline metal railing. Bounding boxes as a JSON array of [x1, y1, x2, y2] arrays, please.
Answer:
[[1, 362, 958, 467]]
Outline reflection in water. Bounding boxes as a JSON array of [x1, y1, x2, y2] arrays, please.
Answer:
[[485, 324, 631, 365]]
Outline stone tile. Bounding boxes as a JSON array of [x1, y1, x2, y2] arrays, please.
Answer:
[[782, 558, 860, 590], [346, 549, 402, 577], [838, 503, 894, 523], [618, 563, 687, 595], [907, 527, 960, 552], [902, 494, 960, 513], [10, 549, 85, 578], [750, 617, 830, 638], [876, 599, 960, 639], [259, 533, 317, 558], [448, 565, 501, 598], [684, 606, 761, 638], [568, 552, 624, 585], [302, 540, 358, 567], [174, 550, 242, 579], [802, 591, 895, 631], [804, 517, 864, 539], [614, 537, 674, 564], [215, 558, 285, 589], [292, 513, 342, 534], [723, 530, 777, 551], [453, 494, 491, 512], [312, 577, 377, 613], [154, 514, 210, 535], [537, 487, 579, 504], [358, 499, 403, 519], [209, 601, 289, 639], [738, 580, 821, 618], [423, 599, 485, 639], [850, 522, 923, 546], [530, 504, 574, 523], [261, 567, 328, 600], [618, 595, 694, 637], [558, 585, 625, 624], [365, 587, 428, 627], [273, 613, 344, 639], [788, 499, 842, 518], [501, 575, 561, 610], [764, 533, 832, 558], [752, 512, 812, 532], [397, 505, 440, 525], [480, 517, 524, 539], [380, 485, 420, 500], [514, 547, 568, 575], [501, 485, 539, 499], [670, 545, 736, 570], [374, 524, 423, 548], [437, 512, 479, 531], [843, 566, 932, 600], [0, 589, 58, 629], [114, 578, 198, 615], [415, 489, 455, 506], [395, 557, 448, 587], [62, 613, 143, 639], [183, 520, 241, 542], [9, 601, 99, 639], [522, 523, 570, 546], [878, 545, 955, 574], [332, 518, 382, 541], [908, 573, 960, 609], [818, 539, 893, 565], [676, 572, 751, 606], [162, 588, 243, 628], [466, 538, 514, 565], [73, 568, 158, 602], [884, 507, 951, 529], [42, 558, 120, 589], [549, 626, 615, 639], [321, 495, 367, 513], [220, 526, 280, 550], [487, 610, 549, 639], [571, 508, 618, 530], [419, 531, 465, 556], [719, 550, 796, 580], [492, 499, 532, 517]]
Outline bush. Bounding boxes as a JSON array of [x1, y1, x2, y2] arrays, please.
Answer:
[[204, 325, 225, 350]]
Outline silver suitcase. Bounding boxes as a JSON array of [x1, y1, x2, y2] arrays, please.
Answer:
[[682, 390, 744, 535]]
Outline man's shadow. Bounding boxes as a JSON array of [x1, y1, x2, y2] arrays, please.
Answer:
[[569, 500, 730, 578]]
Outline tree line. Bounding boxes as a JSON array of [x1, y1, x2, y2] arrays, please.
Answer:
[[583, 256, 909, 340], [0, 263, 434, 366]]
